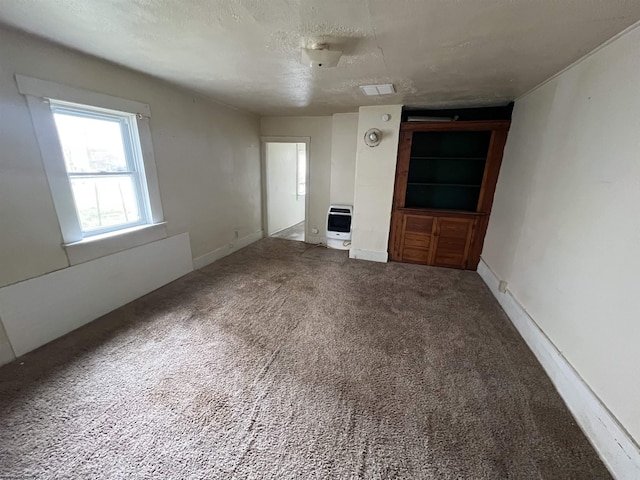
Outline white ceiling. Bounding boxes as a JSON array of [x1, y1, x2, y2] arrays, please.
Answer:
[[1, 0, 639, 116]]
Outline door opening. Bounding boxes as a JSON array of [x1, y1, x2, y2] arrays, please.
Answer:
[[263, 139, 309, 242]]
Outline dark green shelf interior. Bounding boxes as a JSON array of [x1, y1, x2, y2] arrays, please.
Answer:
[[405, 131, 491, 211], [410, 131, 491, 158]]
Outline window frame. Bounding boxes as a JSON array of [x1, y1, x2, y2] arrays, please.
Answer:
[[50, 102, 151, 236], [16, 75, 166, 262]]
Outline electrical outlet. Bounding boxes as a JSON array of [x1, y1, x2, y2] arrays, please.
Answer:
[[498, 280, 508, 293]]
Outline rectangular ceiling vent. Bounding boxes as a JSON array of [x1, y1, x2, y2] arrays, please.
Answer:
[[359, 84, 396, 96]]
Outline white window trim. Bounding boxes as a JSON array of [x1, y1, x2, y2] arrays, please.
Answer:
[[50, 102, 150, 236], [16, 74, 166, 264]]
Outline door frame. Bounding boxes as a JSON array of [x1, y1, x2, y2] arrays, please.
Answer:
[[260, 136, 311, 242]]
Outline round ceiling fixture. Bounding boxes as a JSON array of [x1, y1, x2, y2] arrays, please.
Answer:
[[300, 42, 342, 68], [364, 128, 382, 147]]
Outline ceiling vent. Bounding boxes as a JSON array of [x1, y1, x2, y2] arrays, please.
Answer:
[[301, 42, 342, 68], [359, 84, 396, 96]]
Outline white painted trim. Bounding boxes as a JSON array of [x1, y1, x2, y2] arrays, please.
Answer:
[[261, 136, 311, 143], [64, 222, 167, 265], [477, 258, 640, 480], [0, 320, 15, 367], [192, 230, 264, 270], [135, 115, 165, 224], [348, 248, 388, 263], [15, 74, 151, 116], [0, 233, 193, 357], [516, 19, 640, 102], [25, 95, 82, 243]]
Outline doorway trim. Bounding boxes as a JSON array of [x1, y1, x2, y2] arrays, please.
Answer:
[[260, 136, 311, 243]]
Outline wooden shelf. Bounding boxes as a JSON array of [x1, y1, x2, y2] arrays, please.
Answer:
[[410, 156, 486, 161], [399, 208, 485, 217], [407, 182, 481, 188]]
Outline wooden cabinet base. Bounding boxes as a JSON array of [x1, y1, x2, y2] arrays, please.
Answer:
[[390, 210, 478, 270]]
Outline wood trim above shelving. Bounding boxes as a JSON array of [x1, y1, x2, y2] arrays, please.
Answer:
[[397, 208, 484, 218], [400, 120, 511, 132], [392, 131, 413, 210]]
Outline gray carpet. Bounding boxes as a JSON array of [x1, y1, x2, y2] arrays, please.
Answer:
[[0, 238, 610, 479]]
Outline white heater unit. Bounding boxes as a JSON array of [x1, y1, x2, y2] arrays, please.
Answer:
[[327, 205, 352, 250]]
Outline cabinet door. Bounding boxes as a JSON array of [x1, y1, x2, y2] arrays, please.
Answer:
[[400, 214, 436, 264], [432, 217, 475, 269]]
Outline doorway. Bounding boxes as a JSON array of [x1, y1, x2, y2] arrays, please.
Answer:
[[262, 138, 309, 243]]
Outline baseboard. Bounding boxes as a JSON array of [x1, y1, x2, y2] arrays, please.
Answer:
[[192, 230, 263, 270], [0, 323, 15, 367], [0, 233, 193, 358], [477, 258, 640, 480], [348, 248, 388, 263], [305, 235, 326, 245]]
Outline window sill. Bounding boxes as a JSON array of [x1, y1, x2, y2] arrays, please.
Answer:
[[63, 222, 167, 265]]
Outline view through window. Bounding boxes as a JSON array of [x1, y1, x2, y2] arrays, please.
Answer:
[[52, 105, 147, 235], [296, 142, 306, 197]]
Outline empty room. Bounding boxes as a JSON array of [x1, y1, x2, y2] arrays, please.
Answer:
[[1, 1, 639, 478]]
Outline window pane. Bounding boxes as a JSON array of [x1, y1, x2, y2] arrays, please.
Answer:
[[297, 143, 306, 196], [70, 176, 140, 231], [53, 111, 129, 173]]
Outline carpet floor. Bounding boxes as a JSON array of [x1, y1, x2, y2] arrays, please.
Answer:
[[0, 238, 610, 479], [271, 221, 305, 242]]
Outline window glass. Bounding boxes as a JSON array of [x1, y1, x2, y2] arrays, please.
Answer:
[[52, 107, 146, 235], [69, 176, 141, 232], [53, 111, 129, 173], [297, 143, 306, 196]]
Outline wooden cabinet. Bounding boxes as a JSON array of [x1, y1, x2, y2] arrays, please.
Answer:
[[389, 120, 509, 270], [396, 213, 437, 264], [432, 217, 475, 269], [390, 211, 477, 269]]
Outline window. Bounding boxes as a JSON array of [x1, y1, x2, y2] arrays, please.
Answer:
[[51, 103, 150, 236], [17, 74, 165, 263], [297, 142, 306, 197]]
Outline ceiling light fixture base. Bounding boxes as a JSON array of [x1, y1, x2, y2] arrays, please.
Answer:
[[301, 42, 342, 68]]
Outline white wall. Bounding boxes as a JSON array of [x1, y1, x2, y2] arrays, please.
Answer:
[[0, 234, 193, 357], [266, 143, 305, 235], [0, 26, 262, 285], [483, 25, 640, 445], [330, 113, 359, 206], [260, 116, 332, 242], [350, 105, 403, 262], [0, 27, 262, 362]]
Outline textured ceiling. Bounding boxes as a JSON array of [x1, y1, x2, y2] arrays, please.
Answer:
[[1, 0, 639, 116]]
